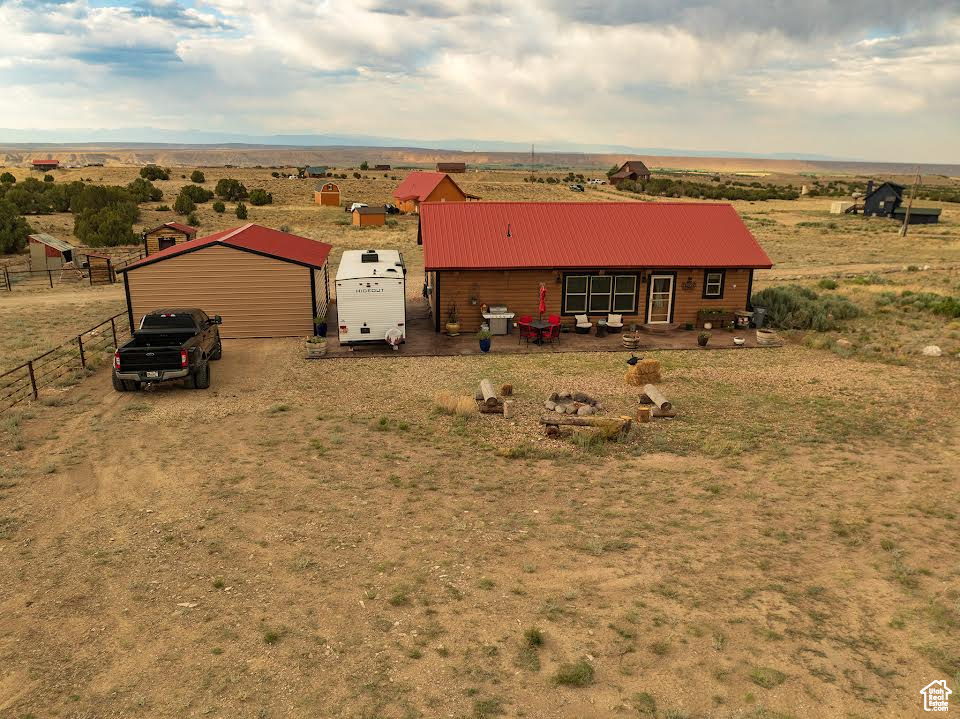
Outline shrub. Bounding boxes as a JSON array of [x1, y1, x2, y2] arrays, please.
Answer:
[[212, 200, 225, 214], [249, 188, 273, 206], [186, 211, 199, 226], [895, 291, 960, 318], [179, 184, 214, 203], [353, 172, 361, 179], [126, 177, 163, 202], [155, 204, 170, 212], [0, 200, 33, 253], [817, 278, 838, 290], [43, 174, 54, 183], [359, 161, 369, 170], [74, 202, 138, 246], [553, 659, 594, 687], [215, 178, 248, 201], [271, 171, 280, 178], [0, 172, 15, 184], [173, 191, 195, 215], [235, 202, 248, 220], [190, 170, 205, 183], [751, 285, 860, 332], [140, 165, 169, 181]]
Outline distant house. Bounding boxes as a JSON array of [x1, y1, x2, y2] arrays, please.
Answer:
[[418, 201, 773, 334], [392, 171, 478, 213], [315, 182, 341, 207], [374, 164, 391, 171], [352, 206, 386, 227], [305, 166, 328, 178], [609, 160, 651, 185], [863, 180, 940, 224], [143, 222, 199, 256], [436, 162, 466, 173], [28, 233, 74, 270], [31, 159, 59, 172]]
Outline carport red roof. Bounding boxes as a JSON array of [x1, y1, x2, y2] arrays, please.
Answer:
[[420, 202, 773, 270], [119, 223, 332, 271]]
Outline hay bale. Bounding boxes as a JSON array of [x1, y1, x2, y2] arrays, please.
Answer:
[[624, 358, 661, 386]]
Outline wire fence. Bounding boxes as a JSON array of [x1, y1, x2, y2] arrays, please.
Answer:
[[1, 248, 144, 291], [0, 312, 130, 413]]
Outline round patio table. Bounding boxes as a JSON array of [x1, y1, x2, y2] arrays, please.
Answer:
[[529, 319, 551, 345]]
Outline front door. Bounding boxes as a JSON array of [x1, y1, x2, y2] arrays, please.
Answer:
[[647, 274, 674, 324]]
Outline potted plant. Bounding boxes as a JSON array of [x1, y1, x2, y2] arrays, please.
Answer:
[[477, 327, 492, 353], [446, 303, 460, 336], [314, 312, 327, 337], [305, 335, 327, 358], [697, 331, 711, 347]]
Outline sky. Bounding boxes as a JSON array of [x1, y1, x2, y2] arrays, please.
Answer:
[[0, 0, 958, 162]]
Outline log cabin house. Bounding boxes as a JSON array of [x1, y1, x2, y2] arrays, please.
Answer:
[[418, 202, 773, 333], [436, 162, 466, 173], [143, 222, 198, 256], [392, 172, 478, 214]]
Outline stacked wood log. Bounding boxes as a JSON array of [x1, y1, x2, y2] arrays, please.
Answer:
[[639, 384, 676, 418], [624, 358, 661, 386], [540, 414, 631, 439], [476, 378, 510, 415]]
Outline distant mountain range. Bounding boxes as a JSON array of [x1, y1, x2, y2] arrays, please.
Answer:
[[0, 127, 851, 162]]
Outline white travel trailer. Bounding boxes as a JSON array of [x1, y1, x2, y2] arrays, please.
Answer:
[[335, 249, 406, 348]]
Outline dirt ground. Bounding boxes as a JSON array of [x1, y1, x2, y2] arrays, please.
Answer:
[[1, 164, 959, 718]]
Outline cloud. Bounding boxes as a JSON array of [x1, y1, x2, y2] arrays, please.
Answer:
[[0, 0, 957, 161]]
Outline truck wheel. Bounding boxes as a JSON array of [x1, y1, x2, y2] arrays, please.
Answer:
[[210, 342, 222, 360], [192, 363, 211, 389], [112, 373, 127, 392]]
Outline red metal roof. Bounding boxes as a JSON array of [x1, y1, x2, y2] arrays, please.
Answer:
[[393, 171, 459, 201], [419, 202, 773, 270], [119, 223, 332, 272], [32, 159, 59, 165]]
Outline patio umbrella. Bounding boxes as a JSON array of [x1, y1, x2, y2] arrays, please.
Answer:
[[538, 283, 546, 320]]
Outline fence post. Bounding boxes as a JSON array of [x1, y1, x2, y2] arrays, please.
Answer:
[[77, 334, 86, 369], [110, 316, 118, 348], [47, 270, 53, 288], [27, 361, 38, 400], [3, 268, 9, 292]]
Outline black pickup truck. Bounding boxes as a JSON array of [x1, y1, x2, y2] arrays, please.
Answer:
[[113, 309, 222, 391]]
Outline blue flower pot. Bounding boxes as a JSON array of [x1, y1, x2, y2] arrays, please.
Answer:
[[479, 338, 491, 353], [314, 322, 327, 337]]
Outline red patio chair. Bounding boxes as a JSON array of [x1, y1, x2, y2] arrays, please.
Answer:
[[518, 321, 538, 345], [548, 314, 561, 326], [543, 322, 561, 346]]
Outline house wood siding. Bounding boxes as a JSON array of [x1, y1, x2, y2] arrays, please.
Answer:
[[431, 268, 752, 332], [125, 244, 315, 338], [144, 228, 194, 256]]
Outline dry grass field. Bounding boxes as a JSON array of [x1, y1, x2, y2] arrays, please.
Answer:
[[1, 163, 958, 718]]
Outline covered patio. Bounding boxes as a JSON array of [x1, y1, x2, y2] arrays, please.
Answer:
[[320, 300, 779, 358]]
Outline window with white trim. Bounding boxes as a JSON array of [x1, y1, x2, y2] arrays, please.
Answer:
[[613, 275, 637, 312], [564, 275, 588, 313], [564, 273, 638, 314], [589, 276, 613, 312], [704, 271, 724, 298]]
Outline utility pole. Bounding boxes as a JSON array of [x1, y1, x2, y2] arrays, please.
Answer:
[[899, 167, 921, 237], [530, 143, 535, 173]]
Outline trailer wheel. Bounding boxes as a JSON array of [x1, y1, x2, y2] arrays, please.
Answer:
[[191, 363, 211, 389]]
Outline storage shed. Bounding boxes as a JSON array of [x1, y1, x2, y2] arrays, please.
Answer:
[[315, 182, 341, 206], [31, 159, 59, 172], [28, 233, 74, 270], [118, 224, 332, 338], [352, 206, 386, 227], [418, 202, 773, 333], [143, 222, 198, 256], [305, 166, 328, 178], [392, 172, 478, 214], [437, 162, 466, 173]]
